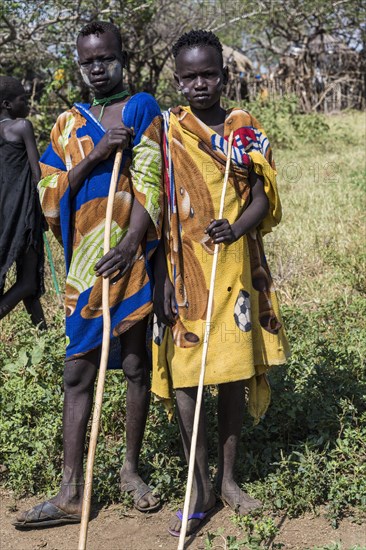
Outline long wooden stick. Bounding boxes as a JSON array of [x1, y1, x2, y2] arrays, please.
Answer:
[[178, 131, 235, 550], [78, 147, 123, 550]]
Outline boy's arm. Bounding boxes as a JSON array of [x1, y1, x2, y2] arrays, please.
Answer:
[[206, 172, 269, 244], [38, 112, 132, 243], [14, 119, 41, 184], [68, 125, 133, 198], [95, 199, 151, 282], [95, 94, 163, 280], [152, 239, 177, 326]]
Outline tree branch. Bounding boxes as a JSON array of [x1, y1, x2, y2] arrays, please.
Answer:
[[209, 9, 270, 33], [0, 15, 17, 47]]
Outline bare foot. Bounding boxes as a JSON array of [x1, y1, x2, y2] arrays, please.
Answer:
[[120, 467, 160, 511], [220, 479, 262, 514], [169, 484, 217, 536]]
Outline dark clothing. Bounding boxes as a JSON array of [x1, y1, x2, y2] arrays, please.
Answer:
[[0, 135, 44, 296]]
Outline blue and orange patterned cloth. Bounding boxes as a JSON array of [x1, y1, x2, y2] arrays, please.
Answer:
[[38, 93, 163, 361]]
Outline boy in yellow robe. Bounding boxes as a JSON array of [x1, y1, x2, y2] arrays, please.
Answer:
[[152, 30, 290, 537]]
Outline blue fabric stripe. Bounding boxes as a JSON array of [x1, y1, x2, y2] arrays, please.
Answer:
[[123, 93, 161, 148], [65, 281, 153, 358], [60, 189, 72, 272], [74, 103, 106, 135], [40, 144, 66, 170]]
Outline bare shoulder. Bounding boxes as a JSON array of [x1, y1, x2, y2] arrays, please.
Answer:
[[0, 118, 35, 143], [13, 118, 35, 135], [12, 119, 37, 145]]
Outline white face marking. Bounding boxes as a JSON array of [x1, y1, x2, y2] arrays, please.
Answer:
[[79, 59, 122, 92], [80, 66, 92, 87], [105, 59, 121, 80], [180, 85, 190, 95]]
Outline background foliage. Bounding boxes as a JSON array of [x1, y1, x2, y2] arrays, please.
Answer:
[[1, 0, 365, 146], [1, 1, 365, 546]]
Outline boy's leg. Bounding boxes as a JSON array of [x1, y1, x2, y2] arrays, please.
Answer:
[[119, 317, 159, 510], [23, 296, 47, 330], [56, 351, 99, 510], [217, 380, 261, 514], [169, 387, 216, 535], [0, 247, 46, 328], [15, 348, 99, 524], [21, 247, 47, 329]]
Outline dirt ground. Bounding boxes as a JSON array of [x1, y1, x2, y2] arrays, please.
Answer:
[[1, 492, 365, 550]]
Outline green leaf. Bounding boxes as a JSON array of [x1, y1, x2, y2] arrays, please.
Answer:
[[31, 345, 44, 366]]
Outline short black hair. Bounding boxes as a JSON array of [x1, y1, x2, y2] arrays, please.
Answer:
[[77, 21, 122, 51], [172, 29, 223, 64], [0, 76, 25, 104]]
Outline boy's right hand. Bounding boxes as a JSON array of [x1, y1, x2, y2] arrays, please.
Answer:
[[154, 275, 178, 327], [93, 125, 133, 161]]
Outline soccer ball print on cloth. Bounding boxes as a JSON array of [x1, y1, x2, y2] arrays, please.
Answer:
[[153, 315, 166, 346], [234, 290, 252, 332]]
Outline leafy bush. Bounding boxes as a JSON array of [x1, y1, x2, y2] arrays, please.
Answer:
[[223, 95, 330, 149], [1, 295, 364, 522], [0, 320, 183, 503], [235, 296, 366, 523], [0, 320, 64, 495], [308, 546, 365, 550]]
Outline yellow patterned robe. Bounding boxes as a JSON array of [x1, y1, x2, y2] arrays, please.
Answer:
[[152, 106, 290, 422]]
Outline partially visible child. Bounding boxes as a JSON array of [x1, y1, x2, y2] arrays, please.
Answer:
[[152, 30, 290, 537], [0, 76, 46, 328]]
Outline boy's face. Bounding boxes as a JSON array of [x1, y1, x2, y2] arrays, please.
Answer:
[[174, 46, 228, 111], [77, 31, 125, 96], [7, 91, 29, 118]]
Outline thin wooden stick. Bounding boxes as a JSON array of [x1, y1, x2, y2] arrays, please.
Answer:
[[178, 131, 235, 550], [78, 147, 123, 550]]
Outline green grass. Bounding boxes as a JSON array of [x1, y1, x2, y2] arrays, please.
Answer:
[[0, 107, 365, 544], [266, 110, 365, 307]]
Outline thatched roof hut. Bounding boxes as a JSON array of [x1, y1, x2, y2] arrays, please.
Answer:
[[307, 30, 360, 74], [221, 45, 253, 102], [308, 30, 348, 55], [222, 44, 253, 73], [273, 29, 364, 112]]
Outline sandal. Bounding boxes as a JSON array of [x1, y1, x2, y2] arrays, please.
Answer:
[[168, 506, 216, 537], [13, 501, 81, 529], [120, 479, 160, 512]]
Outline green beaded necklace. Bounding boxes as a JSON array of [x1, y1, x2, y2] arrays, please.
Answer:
[[92, 90, 129, 122]]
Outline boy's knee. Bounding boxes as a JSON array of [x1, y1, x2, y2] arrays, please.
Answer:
[[122, 353, 147, 384], [64, 362, 83, 390], [63, 360, 95, 392]]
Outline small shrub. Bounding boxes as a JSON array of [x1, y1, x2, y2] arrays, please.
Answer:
[[205, 516, 282, 550], [223, 95, 330, 149]]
